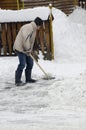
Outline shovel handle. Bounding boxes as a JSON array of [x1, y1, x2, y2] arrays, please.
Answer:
[[29, 54, 49, 77]]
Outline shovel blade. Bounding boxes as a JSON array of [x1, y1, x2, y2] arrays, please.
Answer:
[[43, 76, 55, 80]]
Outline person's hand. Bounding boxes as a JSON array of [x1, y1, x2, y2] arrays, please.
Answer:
[[31, 51, 38, 61], [24, 50, 31, 56]]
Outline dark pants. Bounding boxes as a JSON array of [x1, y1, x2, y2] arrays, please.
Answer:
[[16, 51, 33, 72]]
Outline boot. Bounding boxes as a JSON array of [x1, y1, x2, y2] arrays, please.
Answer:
[[15, 70, 24, 86], [25, 69, 36, 83]]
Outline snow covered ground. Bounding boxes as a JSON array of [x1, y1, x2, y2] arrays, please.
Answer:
[[0, 6, 86, 130]]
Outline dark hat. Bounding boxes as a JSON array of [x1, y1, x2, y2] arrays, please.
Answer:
[[34, 17, 43, 26]]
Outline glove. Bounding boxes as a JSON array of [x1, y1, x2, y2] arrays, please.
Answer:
[[32, 50, 38, 61], [23, 50, 31, 56]]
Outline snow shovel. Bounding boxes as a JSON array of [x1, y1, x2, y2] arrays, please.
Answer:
[[29, 54, 55, 80]]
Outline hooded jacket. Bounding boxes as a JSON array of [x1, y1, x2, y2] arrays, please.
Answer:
[[13, 21, 37, 53]]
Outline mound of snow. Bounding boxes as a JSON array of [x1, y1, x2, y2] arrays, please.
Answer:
[[52, 7, 86, 63]]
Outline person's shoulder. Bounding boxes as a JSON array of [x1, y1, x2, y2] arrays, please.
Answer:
[[22, 23, 31, 28], [20, 23, 33, 33], [20, 23, 31, 31]]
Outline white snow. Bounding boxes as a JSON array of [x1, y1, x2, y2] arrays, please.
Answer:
[[0, 7, 50, 22], [0, 6, 86, 130]]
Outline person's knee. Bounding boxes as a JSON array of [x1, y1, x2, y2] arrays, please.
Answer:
[[18, 63, 25, 70], [22, 63, 26, 69], [30, 60, 34, 69], [26, 61, 33, 70]]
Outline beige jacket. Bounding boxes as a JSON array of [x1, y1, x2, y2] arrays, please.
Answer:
[[13, 22, 37, 53]]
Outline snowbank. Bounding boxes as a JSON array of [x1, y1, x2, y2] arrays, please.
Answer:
[[53, 7, 86, 63], [68, 6, 86, 25]]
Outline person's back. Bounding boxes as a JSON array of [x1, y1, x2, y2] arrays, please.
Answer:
[[13, 22, 37, 53]]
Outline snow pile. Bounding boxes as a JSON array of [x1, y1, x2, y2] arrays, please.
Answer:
[[52, 7, 86, 63], [68, 6, 86, 25]]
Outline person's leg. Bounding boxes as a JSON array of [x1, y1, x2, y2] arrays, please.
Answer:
[[15, 51, 26, 85], [25, 55, 36, 83]]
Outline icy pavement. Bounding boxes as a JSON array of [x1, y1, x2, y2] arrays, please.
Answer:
[[0, 57, 86, 129], [0, 74, 86, 130]]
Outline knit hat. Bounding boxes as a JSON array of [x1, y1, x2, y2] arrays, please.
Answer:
[[34, 17, 43, 26]]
